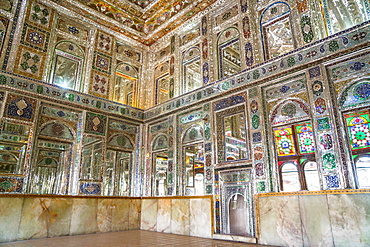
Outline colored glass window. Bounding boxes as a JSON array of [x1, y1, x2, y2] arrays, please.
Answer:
[[274, 127, 296, 156], [345, 111, 370, 150], [296, 123, 315, 154]]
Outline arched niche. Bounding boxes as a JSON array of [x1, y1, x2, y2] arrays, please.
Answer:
[[182, 125, 204, 196], [182, 47, 202, 94], [0, 121, 30, 176], [50, 41, 84, 91], [260, 2, 295, 60], [155, 62, 171, 105], [152, 134, 169, 196], [113, 63, 139, 107], [105, 133, 134, 196], [217, 27, 241, 79], [31, 121, 76, 194]]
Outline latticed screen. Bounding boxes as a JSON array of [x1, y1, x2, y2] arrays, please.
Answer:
[[344, 111, 370, 151], [295, 123, 315, 154], [274, 126, 296, 156]]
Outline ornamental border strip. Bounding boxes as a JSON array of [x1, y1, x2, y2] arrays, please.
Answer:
[[0, 71, 144, 121]]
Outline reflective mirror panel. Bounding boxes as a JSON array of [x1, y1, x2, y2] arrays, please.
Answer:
[[32, 140, 72, 194], [265, 17, 294, 59], [114, 73, 136, 106], [183, 57, 202, 93], [184, 143, 204, 195], [0, 122, 30, 175], [224, 113, 247, 161], [219, 39, 241, 79], [105, 150, 132, 196], [53, 55, 79, 90], [81, 137, 103, 181], [324, 0, 369, 35], [156, 75, 170, 104], [153, 151, 168, 196]]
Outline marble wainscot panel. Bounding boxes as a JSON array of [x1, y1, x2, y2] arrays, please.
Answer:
[[327, 193, 370, 247], [298, 195, 333, 246], [18, 198, 52, 240], [46, 198, 73, 238], [70, 198, 98, 235], [0, 197, 24, 242], [111, 199, 130, 231], [157, 198, 171, 233], [258, 195, 303, 247], [129, 199, 141, 230], [97, 199, 113, 233], [171, 199, 190, 235], [141, 199, 158, 231], [189, 198, 212, 238]]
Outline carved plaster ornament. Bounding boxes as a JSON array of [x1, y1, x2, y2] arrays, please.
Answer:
[[92, 116, 101, 131], [16, 99, 27, 115]]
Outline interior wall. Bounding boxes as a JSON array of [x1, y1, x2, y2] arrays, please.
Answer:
[[257, 190, 370, 246], [0, 195, 212, 243]]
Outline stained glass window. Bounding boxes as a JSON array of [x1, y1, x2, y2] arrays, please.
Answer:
[[345, 111, 370, 150], [296, 123, 315, 154], [274, 127, 296, 156], [275, 121, 318, 191]]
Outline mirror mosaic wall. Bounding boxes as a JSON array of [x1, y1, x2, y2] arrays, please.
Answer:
[[0, 0, 369, 243]]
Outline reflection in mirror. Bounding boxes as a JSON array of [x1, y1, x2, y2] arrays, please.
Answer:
[[114, 74, 135, 106], [224, 113, 247, 161], [184, 143, 204, 195], [114, 64, 138, 107], [153, 151, 168, 196], [156, 74, 170, 104], [182, 47, 202, 93], [219, 39, 241, 79], [32, 141, 71, 194], [81, 136, 103, 181], [53, 55, 79, 90], [105, 150, 132, 196], [0, 122, 29, 175]]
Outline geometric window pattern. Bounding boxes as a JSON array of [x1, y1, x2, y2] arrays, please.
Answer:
[[274, 121, 318, 192], [344, 111, 370, 151]]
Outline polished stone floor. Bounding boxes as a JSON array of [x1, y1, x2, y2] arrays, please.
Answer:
[[0, 230, 277, 247]]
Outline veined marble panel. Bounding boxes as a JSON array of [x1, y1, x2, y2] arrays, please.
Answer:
[[111, 199, 130, 231], [141, 199, 158, 231], [129, 199, 141, 230], [70, 198, 98, 235], [171, 199, 190, 235], [298, 195, 333, 246], [157, 199, 171, 233], [258, 196, 303, 247], [97, 199, 112, 233], [327, 194, 370, 247], [47, 198, 73, 238], [189, 198, 212, 238], [0, 197, 23, 242], [18, 198, 51, 240]]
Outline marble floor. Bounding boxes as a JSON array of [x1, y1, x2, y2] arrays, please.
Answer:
[[0, 230, 276, 247]]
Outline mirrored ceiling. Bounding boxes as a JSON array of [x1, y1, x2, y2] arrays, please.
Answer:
[[52, 0, 217, 45]]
